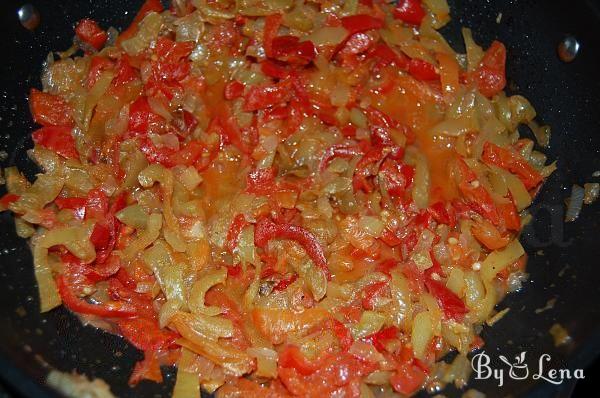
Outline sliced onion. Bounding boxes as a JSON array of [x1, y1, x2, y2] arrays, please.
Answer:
[[565, 184, 584, 222]]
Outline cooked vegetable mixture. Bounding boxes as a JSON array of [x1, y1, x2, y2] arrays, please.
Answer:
[[0, 0, 556, 396]]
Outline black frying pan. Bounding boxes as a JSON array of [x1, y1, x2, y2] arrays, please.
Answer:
[[0, 1, 599, 397]]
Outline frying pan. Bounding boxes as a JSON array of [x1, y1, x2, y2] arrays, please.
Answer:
[[0, 0, 598, 397]]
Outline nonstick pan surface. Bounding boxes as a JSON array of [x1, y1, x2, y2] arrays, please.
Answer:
[[0, 1, 599, 397]]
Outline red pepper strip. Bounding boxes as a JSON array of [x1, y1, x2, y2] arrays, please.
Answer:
[[379, 158, 414, 198], [57, 275, 136, 318], [243, 80, 293, 112], [224, 80, 245, 100], [278, 345, 321, 376], [0, 193, 20, 211], [408, 58, 439, 81], [75, 19, 107, 51], [319, 144, 363, 172], [363, 326, 399, 352], [29, 89, 74, 127], [272, 274, 298, 291], [424, 277, 468, 321], [260, 60, 289, 79], [217, 113, 255, 155], [392, 0, 426, 25], [246, 166, 277, 195], [226, 214, 249, 252], [469, 41, 507, 98], [340, 15, 384, 34], [332, 319, 353, 351], [352, 145, 389, 193], [456, 158, 500, 225], [117, 0, 163, 45], [263, 14, 283, 58], [32, 126, 79, 160], [361, 281, 388, 310], [254, 218, 330, 280], [271, 36, 316, 65], [368, 43, 410, 69], [117, 317, 178, 351], [481, 142, 543, 190]]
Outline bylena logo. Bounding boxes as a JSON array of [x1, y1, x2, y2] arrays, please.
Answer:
[[471, 351, 585, 387]]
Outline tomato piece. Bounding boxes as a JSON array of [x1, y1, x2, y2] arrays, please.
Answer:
[[246, 166, 277, 195], [128, 350, 163, 386], [243, 81, 293, 112], [57, 275, 136, 318], [29, 89, 73, 127], [75, 19, 107, 51], [112, 55, 138, 87], [128, 96, 164, 135], [117, 317, 177, 351], [341, 15, 384, 34], [32, 126, 79, 160], [254, 217, 330, 280], [390, 362, 427, 395], [393, 0, 426, 25], [380, 158, 414, 198], [424, 277, 468, 321], [154, 37, 195, 63], [408, 58, 439, 81], [163, 140, 205, 167], [471, 41, 507, 98], [278, 351, 377, 397], [224, 80, 245, 100], [279, 345, 320, 376], [251, 307, 330, 344], [481, 142, 543, 190]]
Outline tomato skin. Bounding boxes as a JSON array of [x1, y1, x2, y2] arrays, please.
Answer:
[[254, 217, 330, 279], [341, 15, 384, 34], [29, 89, 73, 127], [481, 142, 543, 190], [56, 275, 136, 318], [470, 41, 507, 98], [75, 19, 107, 51], [393, 0, 426, 25]]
